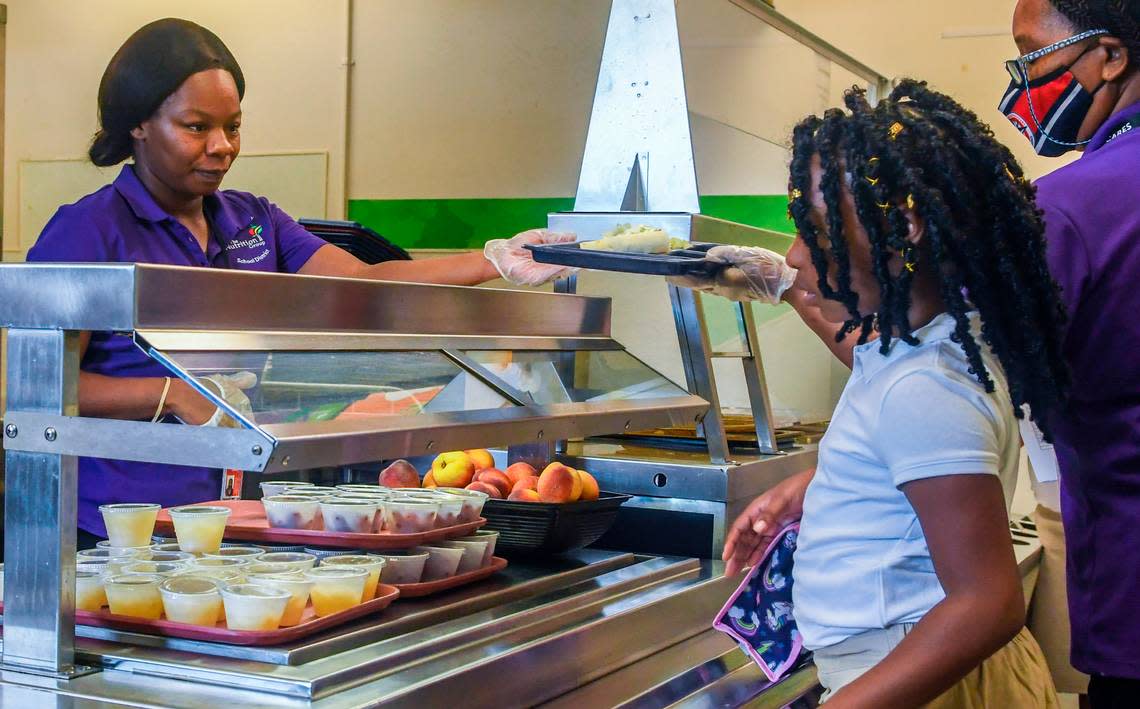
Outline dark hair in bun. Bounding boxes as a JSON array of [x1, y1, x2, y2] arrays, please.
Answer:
[[89, 18, 245, 166]]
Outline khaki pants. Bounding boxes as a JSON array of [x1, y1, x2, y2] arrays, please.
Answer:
[[1027, 505, 1090, 694], [813, 624, 1059, 707]]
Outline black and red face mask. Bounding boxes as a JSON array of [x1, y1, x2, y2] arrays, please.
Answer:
[[998, 29, 1108, 157]]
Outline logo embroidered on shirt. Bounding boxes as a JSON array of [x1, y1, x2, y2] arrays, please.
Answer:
[[227, 223, 266, 251]]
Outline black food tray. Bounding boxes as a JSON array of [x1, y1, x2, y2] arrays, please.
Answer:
[[480, 492, 631, 555], [525, 242, 720, 277]]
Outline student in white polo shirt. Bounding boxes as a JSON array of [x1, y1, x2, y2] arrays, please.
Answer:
[[676, 81, 1068, 706]]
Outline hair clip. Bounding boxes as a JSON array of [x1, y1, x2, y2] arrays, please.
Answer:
[[865, 175, 880, 186], [906, 194, 916, 210], [888, 122, 904, 140], [790, 188, 803, 200], [1003, 164, 1019, 182], [876, 200, 892, 212]]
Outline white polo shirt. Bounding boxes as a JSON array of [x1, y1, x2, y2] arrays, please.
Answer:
[[792, 312, 1019, 650]]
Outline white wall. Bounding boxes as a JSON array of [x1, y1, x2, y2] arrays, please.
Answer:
[[778, 0, 1079, 179], [2, 0, 349, 258]]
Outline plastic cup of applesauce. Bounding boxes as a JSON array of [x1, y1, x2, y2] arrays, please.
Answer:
[[185, 556, 250, 572], [99, 503, 160, 548], [256, 552, 317, 572], [259, 480, 317, 499], [246, 573, 313, 626], [435, 539, 490, 573], [173, 567, 243, 622], [368, 550, 429, 585], [168, 506, 231, 554], [262, 495, 322, 530], [436, 488, 488, 523], [104, 574, 164, 619], [303, 567, 368, 617], [149, 542, 186, 554], [319, 499, 379, 534], [220, 583, 291, 631], [75, 571, 106, 612], [319, 555, 386, 601], [77, 548, 141, 575], [244, 562, 304, 577], [381, 499, 438, 534], [413, 545, 464, 581], [159, 576, 222, 626], [96, 541, 154, 561], [146, 551, 195, 566], [120, 561, 187, 579], [203, 546, 265, 563]]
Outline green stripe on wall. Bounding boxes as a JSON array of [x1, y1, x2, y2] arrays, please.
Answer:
[[347, 195, 795, 251]]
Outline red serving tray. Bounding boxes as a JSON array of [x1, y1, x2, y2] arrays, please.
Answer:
[[393, 556, 508, 598], [154, 500, 485, 550], [0, 585, 399, 646]]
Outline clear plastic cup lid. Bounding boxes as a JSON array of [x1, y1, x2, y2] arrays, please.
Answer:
[[304, 566, 369, 579], [206, 547, 264, 558], [169, 506, 231, 516], [321, 555, 384, 567], [321, 498, 377, 507], [99, 503, 160, 512], [78, 548, 136, 560], [258, 552, 315, 564], [122, 562, 184, 575], [190, 557, 249, 569], [149, 551, 194, 563], [221, 583, 291, 599], [160, 577, 219, 595], [106, 573, 162, 586], [264, 495, 320, 503]]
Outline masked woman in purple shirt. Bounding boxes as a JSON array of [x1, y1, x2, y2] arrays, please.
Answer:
[[26, 18, 572, 548], [997, 2, 1140, 706]]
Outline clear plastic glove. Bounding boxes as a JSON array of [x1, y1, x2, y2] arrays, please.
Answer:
[[198, 371, 257, 428], [667, 245, 797, 305], [484, 229, 579, 286]]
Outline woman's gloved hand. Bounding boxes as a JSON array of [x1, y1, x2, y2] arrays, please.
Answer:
[[198, 371, 257, 428], [484, 229, 579, 286], [668, 245, 797, 305]]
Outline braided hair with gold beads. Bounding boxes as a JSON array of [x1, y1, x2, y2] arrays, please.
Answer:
[[786, 80, 1070, 436]]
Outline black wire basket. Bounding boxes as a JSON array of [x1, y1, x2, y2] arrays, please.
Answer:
[[480, 492, 631, 555]]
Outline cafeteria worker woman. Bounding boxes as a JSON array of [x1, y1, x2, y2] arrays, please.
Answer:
[[1000, 1, 1140, 705], [26, 18, 573, 548]]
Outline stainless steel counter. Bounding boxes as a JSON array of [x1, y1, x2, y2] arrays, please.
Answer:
[[1, 549, 813, 707]]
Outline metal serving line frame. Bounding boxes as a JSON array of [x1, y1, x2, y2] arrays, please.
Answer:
[[543, 0, 891, 560]]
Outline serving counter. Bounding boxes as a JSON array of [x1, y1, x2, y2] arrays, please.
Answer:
[[0, 262, 826, 707]]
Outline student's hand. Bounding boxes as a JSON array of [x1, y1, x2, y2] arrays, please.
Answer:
[[484, 229, 579, 286], [668, 245, 797, 304], [722, 469, 813, 576]]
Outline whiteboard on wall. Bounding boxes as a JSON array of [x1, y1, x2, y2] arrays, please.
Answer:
[[18, 152, 328, 252]]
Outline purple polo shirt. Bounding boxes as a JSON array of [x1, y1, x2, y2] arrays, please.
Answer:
[[1035, 102, 1140, 679], [26, 164, 327, 536]]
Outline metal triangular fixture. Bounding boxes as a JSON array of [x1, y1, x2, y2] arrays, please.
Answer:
[[620, 154, 648, 212]]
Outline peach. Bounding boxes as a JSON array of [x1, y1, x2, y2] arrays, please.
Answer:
[[537, 463, 577, 503], [474, 469, 512, 497], [379, 460, 420, 488], [465, 449, 496, 471], [432, 452, 475, 488], [465, 481, 503, 499], [511, 476, 539, 494], [578, 470, 600, 501], [508, 488, 541, 502], [504, 462, 538, 487], [422, 471, 437, 488]]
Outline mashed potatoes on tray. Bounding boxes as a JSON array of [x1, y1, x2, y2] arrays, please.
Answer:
[[580, 224, 690, 254]]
